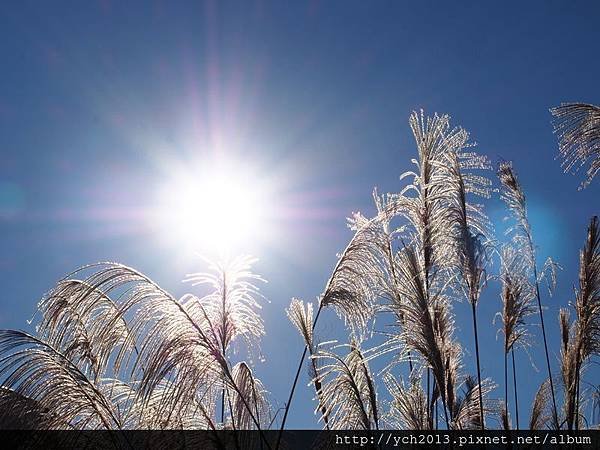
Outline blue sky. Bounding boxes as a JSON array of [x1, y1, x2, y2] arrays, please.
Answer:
[[1, 1, 599, 428]]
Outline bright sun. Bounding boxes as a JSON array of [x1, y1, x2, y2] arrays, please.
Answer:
[[156, 160, 268, 254]]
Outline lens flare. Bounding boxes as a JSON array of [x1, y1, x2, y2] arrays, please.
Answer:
[[155, 160, 269, 254]]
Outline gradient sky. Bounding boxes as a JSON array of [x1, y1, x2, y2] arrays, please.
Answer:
[[1, 1, 599, 429]]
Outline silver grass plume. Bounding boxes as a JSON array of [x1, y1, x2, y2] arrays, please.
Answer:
[[0, 330, 122, 430], [389, 244, 461, 427], [551, 103, 600, 189], [385, 111, 467, 427], [529, 379, 552, 430], [278, 201, 396, 438], [452, 375, 496, 430], [228, 362, 270, 430], [385, 372, 429, 430], [397, 111, 462, 274], [184, 255, 266, 357], [320, 211, 392, 334], [0, 258, 269, 432], [497, 246, 537, 355], [559, 308, 579, 430], [563, 216, 600, 430], [286, 298, 329, 428], [314, 340, 379, 430], [444, 136, 493, 429], [496, 245, 536, 431], [287, 299, 315, 353], [573, 216, 600, 368], [36, 279, 137, 384], [497, 162, 534, 267], [498, 161, 559, 428], [445, 148, 493, 305]]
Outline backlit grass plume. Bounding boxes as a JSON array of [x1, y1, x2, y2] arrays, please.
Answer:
[[560, 216, 600, 430], [313, 340, 379, 430], [551, 103, 600, 189], [444, 137, 493, 429], [385, 372, 429, 430], [497, 245, 537, 429], [0, 256, 271, 439], [278, 208, 394, 439], [529, 379, 552, 430], [498, 161, 559, 428]]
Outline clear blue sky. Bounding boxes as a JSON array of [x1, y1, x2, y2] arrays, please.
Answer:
[[1, 1, 599, 428]]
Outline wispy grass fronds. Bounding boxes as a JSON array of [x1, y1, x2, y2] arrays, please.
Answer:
[[444, 144, 493, 429], [497, 245, 536, 430], [529, 379, 552, 430], [385, 372, 429, 430], [452, 376, 496, 430], [574, 216, 600, 366], [184, 255, 266, 355], [278, 209, 393, 440], [36, 279, 136, 383], [497, 162, 534, 267], [228, 362, 270, 430], [314, 340, 379, 430], [0, 258, 270, 436], [287, 299, 315, 353], [286, 298, 329, 428], [498, 246, 536, 354], [0, 330, 121, 430], [445, 148, 493, 305], [562, 216, 600, 430], [551, 103, 600, 188], [320, 212, 392, 334], [383, 111, 469, 428], [397, 111, 464, 273], [389, 244, 460, 427], [498, 161, 559, 427], [559, 308, 579, 430]]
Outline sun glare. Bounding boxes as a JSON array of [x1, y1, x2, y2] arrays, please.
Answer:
[[156, 160, 269, 254]]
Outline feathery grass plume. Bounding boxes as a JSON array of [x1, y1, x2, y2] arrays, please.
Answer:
[[574, 216, 600, 371], [286, 298, 329, 428], [444, 140, 493, 429], [559, 308, 579, 430], [184, 255, 266, 428], [314, 340, 379, 430], [452, 375, 496, 430], [0, 258, 270, 437], [397, 111, 461, 274], [530, 379, 553, 430], [278, 210, 394, 442], [496, 245, 536, 430], [38, 262, 226, 428], [319, 211, 392, 334], [287, 298, 315, 353], [498, 246, 536, 354], [497, 161, 559, 428], [184, 255, 266, 356], [385, 371, 429, 430], [562, 216, 600, 430], [551, 103, 600, 188], [228, 362, 270, 430], [389, 244, 461, 428], [384, 111, 467, 428], [0, 330, 122, 430], [35, 279, 138, 383]]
